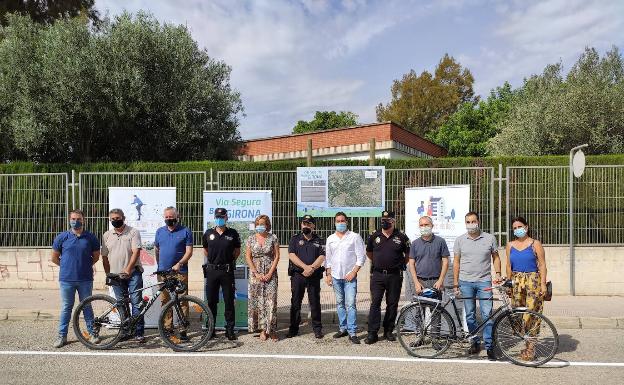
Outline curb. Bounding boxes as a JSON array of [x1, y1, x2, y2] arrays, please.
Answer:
[[1, 308, 623, 329]]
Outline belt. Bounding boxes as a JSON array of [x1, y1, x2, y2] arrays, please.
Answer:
[[417, 276, 439, 281], [204, 263, 233, 272], [373, 267, 402, 275]]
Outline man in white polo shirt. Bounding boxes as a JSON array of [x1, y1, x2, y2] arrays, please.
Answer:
[[453, 211, 501, 361], [324, 212, 366, 344], [101, 208, 144, 343]]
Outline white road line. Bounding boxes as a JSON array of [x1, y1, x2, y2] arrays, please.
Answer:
[[0, 350, 623, 367]]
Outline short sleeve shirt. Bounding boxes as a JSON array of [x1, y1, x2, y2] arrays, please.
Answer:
[[154, 225, 193, 273], [52, 230, 100, 282], [453, 231, 498, 282], [366, 229, 410, 270], [288, 233, 326, 278], [101, 225, 142, 274], [202, 227, 241, 265], [409, 234, 450, 279]]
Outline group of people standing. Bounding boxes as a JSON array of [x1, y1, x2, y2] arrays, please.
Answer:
[[50, 206, 548, 362]]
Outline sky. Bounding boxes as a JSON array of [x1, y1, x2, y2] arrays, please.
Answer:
[[95, 0, 624, 140]]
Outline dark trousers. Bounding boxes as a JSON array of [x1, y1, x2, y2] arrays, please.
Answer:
[[289, 273, 322, 333], [205, 269, 236, 331], [368, 271, 403, 335]]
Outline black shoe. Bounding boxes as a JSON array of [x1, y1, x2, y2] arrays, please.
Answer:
[[383, 331, 396, 342], [209, 331, 217, 340], [333, 330, 348, 339], [286, 330, 298, 338], [349, 335, 361, 344], [314, 330, 324, 339], [226, 330, 237, 341], [486, 348, 496, 361], [179, 331, 189, 341], [364, 334, 378, 345], [468, 342, 481, 354]]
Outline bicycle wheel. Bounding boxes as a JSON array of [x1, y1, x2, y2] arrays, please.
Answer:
[[158, 295, 214, 352], [72, 294, 123, 349], [396, 302, 455, 358], [494, 309, 559, 367]]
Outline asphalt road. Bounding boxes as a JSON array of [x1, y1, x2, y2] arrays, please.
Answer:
[[0, 321, 623, 385]]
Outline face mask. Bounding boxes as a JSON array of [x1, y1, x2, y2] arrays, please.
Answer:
[[420, 226, 433, 236], [466, 223, 479, 234], [514, 227, 527, 238], [70, 220, 82, 229], [215, 217, 226, 227], [255, 225, 266, 233], [302, 227, 312, 235], [111, 219, 124, 228], [165, 218, 177, 227], [381, 221, 392, 230], [335, 223, 347, 232]]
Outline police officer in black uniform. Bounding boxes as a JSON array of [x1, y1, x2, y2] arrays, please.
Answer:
[[202, 208, 241, 340], [287, 214, 326, 339], [365, 210, 410, 344]]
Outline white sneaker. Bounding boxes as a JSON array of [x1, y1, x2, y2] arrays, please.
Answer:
[[53, 336, 67, 348], [89, 334, 101, 344]]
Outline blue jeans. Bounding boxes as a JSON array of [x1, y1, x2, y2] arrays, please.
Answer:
[[332, 277, 358, 336], [111, 270, 144, 337], [58, 280, 93, 337], [459, 280, 494, 349]]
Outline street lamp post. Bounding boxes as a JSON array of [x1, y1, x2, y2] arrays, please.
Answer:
[[569, 144, 588, 296]]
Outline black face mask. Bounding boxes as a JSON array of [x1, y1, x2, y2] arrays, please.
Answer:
[[381, 221, 392, 230], [302, 227, 312, 235], [111, 219, 124, 228], [165, 218, 178, 227]]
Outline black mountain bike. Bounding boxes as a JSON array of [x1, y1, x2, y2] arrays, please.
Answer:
[[396, 280, 559, 367], [72, 270, 214, 352]]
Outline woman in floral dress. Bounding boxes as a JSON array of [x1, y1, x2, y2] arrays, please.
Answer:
[[245, 215, 280, 341]]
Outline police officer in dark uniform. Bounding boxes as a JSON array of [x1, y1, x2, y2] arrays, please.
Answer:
[[287, 214, 326, 339], [202, 208, 241, 340], [365, 210, 410, 344]]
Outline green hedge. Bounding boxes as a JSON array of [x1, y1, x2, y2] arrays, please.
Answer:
[[2, 154, 623, 174]]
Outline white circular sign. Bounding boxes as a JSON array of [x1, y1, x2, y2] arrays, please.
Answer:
[[572, 150, 586, 178]]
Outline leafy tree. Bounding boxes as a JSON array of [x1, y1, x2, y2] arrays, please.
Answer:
[[0, 12, 243, 162], [376, 54, 477, 136], [427, 82, 515, 156], [0, 0, 99, 26], [293, 110, 359, 134], [489, 47, 624, 155]]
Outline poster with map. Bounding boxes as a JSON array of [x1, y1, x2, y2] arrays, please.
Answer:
[[297, 166, 385, 217]]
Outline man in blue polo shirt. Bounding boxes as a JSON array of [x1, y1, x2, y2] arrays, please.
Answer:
[[154, 206, 193, 339], [51, 209, 101, 348]]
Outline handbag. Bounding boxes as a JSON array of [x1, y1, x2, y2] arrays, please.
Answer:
[[544, 281, 553, 301]]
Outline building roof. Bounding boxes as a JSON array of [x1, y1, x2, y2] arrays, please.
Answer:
[[239, 122, 447, 159]]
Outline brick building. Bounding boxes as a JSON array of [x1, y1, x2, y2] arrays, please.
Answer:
[[238, 121, 447, 161]]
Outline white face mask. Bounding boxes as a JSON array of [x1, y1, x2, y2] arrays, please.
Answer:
[[419, 226, 433, 236], [466, 223, 479, 234]]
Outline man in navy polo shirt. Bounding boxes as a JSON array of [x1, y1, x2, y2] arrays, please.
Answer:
[[154, 206, 194, 339], [287, 215, 326, 339], [51, 209, 101, 348]]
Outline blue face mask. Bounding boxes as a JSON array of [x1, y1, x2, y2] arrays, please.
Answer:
[[70, 219, 82, 229], [215, 217, 226, 227], [335, 223, 347, 232], [255, 225, 266, 233], [514, 227, 527, 238]]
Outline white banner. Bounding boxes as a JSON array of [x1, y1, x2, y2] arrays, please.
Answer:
[[203, 190, 272, 329], [108, 187, 176, 327]]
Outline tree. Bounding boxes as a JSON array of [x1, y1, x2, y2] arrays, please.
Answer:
[[0, 0, 99, 26], [0, 12, 243, 162], [489, 47, 624, 155], [376, 54, 476, 136], [427, 82, 515, 157], [292, 110, 359, 134]]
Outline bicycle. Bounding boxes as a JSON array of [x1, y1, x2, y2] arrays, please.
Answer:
[[72, 270, 214, 352], [395, 280, 559, 367]]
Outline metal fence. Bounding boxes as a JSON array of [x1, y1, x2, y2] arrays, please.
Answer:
[[0, 173, 68, 247], [79, 172, 207, 244], [507, 165, 624, 245], [1, 165, 623, 248]]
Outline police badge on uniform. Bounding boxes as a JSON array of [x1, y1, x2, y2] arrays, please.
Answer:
[[299, 240, 305, 246], [209, 234, 215, 240], [392, 237, 401, 245], [375, 237, 381, 244]]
